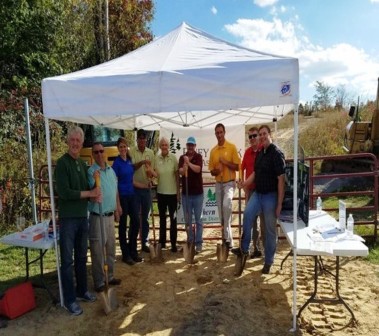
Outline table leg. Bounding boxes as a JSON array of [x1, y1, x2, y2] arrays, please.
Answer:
[[24, 247, 58, 303], [297, 256, 356, 323], [280, 249, 292, 270]]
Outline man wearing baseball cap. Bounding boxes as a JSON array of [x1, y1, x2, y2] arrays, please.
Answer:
[[178, 136, 204, 253]]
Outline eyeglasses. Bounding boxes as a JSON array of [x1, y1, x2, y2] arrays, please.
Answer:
[[93, 149, 104, 155], [248, 134, 258, 139]]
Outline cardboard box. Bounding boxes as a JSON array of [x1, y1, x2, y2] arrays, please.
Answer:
[[17, 226, 44, 242]]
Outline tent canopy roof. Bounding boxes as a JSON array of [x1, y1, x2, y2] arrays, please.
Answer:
[[42, 22, 299, 130]]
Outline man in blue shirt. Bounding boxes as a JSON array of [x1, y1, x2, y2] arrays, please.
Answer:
[[88, 142, 122, 293]]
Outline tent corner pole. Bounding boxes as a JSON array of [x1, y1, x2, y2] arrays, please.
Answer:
[[44, 117, 64, 307]]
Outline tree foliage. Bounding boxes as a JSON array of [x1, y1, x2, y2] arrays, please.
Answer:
[[0, 0, 154, 231], [313, 81, 335, 111], [0, 0, 66, 89]]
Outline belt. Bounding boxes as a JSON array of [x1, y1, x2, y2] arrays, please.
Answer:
[[90, 211, 114, 217]]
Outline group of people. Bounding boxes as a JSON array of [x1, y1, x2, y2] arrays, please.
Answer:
[[54, 122, 285, 316], [208, 123, 286, 276]]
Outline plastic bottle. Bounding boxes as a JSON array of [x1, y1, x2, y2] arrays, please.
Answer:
[[316, 197, 322, 213], [347, 214, 354, 237], [44, 222, 50, 241]]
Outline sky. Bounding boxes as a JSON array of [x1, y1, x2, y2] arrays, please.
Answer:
[[151, 0, 379, 104]]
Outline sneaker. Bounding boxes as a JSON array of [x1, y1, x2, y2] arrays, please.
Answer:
[[122, 256, 136, 265], [171, 246, 178, 253], [250, 250, 262, 259], [231, 248, 248, 257], [262, 263, 271, 274], [141, 245, 150, 253], [65, 301, 83, 316], [195, 246, 202, 253], [95, 285, 105, 293], [225, 241, 233, 250], [77, 291, 97, 303], [108, 278, 121, 286], [132, 255, 144, 263]]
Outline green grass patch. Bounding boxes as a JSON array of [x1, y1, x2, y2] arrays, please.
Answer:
[[0, 243, 58, 293], [366, 242, 379, 264]]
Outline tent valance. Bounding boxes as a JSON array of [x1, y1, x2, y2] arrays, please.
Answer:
[[42, 22, 298, 129]]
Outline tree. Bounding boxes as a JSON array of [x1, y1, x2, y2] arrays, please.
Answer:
[[313, 81, 334, 111], [0, 0, 155, 229], [335, 84, 352, 110], [0, 0, 66, 89]]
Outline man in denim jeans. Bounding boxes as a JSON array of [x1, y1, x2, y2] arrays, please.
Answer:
[[179, 136, 204, 253], [55, 126, 100, 316], [232, 125, 285, 274], [129, 129, 155, 252]]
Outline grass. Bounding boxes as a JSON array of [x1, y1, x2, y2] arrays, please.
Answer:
[[321, 194, 379, 264], [0, 242, 59, 293]]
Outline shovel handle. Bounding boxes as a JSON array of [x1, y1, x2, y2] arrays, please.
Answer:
[[94, 170, 101, 188]]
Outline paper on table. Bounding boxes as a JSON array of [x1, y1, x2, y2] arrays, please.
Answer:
[[310, 240, 334, 254]]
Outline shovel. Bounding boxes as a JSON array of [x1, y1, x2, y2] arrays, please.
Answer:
[[234, 185, 247, 276], [183, 167, 195, 264], [149, 184, 163, 262], [94, 173, 118, 314], [216, 174, 229, 262], [98, 205, 118, 314]]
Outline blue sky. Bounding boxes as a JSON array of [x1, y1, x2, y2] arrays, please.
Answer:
[[151, 0, 379, 104]]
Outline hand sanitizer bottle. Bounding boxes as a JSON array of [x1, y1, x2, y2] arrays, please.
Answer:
[[347, 214, 354, 237], [316, 197, 322, 213]]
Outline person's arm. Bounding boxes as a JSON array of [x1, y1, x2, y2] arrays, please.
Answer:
[[183, 155, 201, 174], [187, 159, 201, 173], [115, 191, 122, 220], [239, 171, 255, 189], [219, 157, 238, 171], [276, 174, 285, 218], [133, 179, 150, 189]]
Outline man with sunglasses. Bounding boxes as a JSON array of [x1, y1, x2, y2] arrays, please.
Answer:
[[54, 126, 101, 316], [234, 125, 285, 274], [88, 142, 122, 293], [241, 127, 263, 259]]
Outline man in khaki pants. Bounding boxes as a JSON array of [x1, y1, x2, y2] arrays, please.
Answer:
[[88, 142, 122, 293]]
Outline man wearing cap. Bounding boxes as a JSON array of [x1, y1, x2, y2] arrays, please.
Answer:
[[178, 136, 204, 253], [129, 129, 156, 253], [209, 123, 240, 249]]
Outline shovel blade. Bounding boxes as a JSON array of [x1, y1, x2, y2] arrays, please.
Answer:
[[216, 243, 229, 262], [150, 243, 163, 262], [155, 243, 163, 262], [234, 253, 248, 276], [99, 287, 118, 315], [183, 242, 195, 264]]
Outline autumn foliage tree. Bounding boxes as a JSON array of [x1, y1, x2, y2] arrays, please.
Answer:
[[0, 0, 154, 231]]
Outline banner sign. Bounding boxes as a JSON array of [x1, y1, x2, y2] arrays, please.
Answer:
[[177, 185, 220, 224]]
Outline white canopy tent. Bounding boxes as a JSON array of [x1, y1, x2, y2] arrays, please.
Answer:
[[42, 22, 300, 329]]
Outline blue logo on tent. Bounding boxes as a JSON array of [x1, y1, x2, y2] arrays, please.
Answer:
[[281, 83, 291, 96]]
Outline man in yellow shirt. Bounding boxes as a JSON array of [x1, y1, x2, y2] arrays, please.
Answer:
[[129, 129, 155, 252], [209, 123, 240, 249]]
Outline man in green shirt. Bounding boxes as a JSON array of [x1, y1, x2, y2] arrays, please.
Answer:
[[55, 126, 100, 316]]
